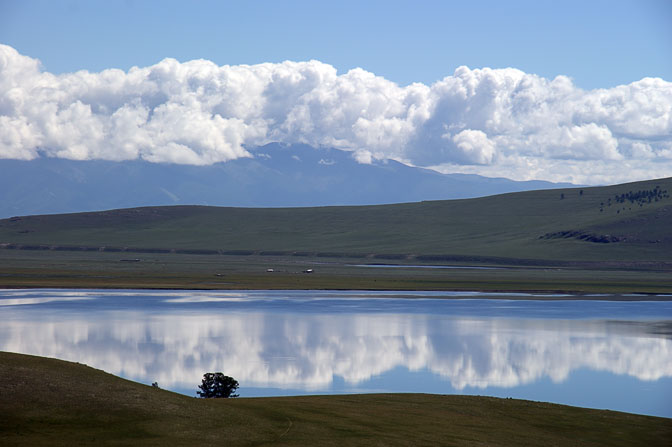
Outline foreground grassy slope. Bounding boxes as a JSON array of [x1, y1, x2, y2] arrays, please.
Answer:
[[0, 177, 671, 263], [1, 352, 670, 446]]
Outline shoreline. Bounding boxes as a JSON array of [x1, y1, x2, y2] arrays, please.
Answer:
[[2, 285, 672, 301], [2, 250, 671, 296]]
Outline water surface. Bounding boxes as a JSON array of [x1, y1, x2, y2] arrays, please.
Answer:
[[1, 289, 670, 418]]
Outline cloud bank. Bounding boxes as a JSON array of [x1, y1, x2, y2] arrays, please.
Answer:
[[1, 44, 671, 184]]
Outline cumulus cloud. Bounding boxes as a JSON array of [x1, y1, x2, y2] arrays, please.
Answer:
[[1, 44, 671, 184], [449, 129, 497, 164]]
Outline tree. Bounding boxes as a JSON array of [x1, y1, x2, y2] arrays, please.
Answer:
[[197, 372, 239, 398]]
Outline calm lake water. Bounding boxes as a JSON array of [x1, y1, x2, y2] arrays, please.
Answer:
[[1, 289, 671, 418]]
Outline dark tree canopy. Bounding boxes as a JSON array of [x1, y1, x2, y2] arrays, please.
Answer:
[[197, 372, 239, 398]]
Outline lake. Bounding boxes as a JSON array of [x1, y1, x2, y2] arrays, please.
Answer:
[[1, 289, 671, 418]]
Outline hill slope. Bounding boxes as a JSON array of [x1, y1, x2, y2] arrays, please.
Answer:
[[0, 177, 671, 263], [1, 352, 670, 446]]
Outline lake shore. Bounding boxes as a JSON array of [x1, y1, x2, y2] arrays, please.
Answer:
[[2, 284, 672, 300], [2, 250, 672, 297]]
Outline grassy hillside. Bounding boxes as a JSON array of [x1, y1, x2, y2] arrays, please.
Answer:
[[1, 352, 670, 446], [1, 177, 671, 263]]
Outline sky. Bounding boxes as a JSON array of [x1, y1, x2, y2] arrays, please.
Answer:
[[1, 0, 671, 185]]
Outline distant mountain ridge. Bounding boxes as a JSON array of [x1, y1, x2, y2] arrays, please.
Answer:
[[0, 143, 573, 218]]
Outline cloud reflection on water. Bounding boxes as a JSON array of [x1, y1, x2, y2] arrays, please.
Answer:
[[2, 308, 670, 392]]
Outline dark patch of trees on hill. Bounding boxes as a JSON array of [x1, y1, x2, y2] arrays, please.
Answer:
[[600, 186, 669, 213], [615, 186, 669, 205], [540, 230, 624, 244]]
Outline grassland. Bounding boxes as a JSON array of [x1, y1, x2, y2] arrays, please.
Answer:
[[0, 177, 671, 292], [1, 352, 670, 446], [2, 249, 672, 294]]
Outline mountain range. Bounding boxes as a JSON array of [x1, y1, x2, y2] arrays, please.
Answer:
[[0, 143, 574, 218]]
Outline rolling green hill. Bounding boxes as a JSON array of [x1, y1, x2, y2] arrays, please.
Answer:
[[1, 352, 670, 446], [1, 177, 671, 264]]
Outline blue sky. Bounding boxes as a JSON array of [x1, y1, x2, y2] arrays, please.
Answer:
[[1, 0, 670, 89], [1, 0, 671, 184]]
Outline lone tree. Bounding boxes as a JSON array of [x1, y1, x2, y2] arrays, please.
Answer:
[[197, 372, 239, 398]]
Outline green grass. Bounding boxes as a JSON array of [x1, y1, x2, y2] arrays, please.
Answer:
[[1, 352, 670, 446], [2, 250, 672, 294]]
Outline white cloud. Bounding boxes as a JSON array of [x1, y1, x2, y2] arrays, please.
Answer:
[[353, 149, 373, 164], [450, 129, 497, 165], [1, 44, 671, 184]]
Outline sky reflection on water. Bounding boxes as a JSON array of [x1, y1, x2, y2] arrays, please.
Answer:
[[1, 289, 671, 418]]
